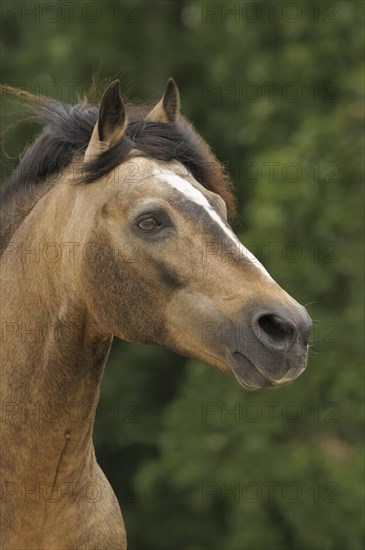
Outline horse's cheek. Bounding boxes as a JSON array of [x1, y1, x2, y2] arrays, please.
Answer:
[[80, 237, 169, 344]]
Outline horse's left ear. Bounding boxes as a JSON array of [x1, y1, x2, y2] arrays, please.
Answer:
[[146, 78, 180, 123], [85, 80, 127, 161]]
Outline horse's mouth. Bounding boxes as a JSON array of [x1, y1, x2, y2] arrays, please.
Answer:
[[230, 352, 285, 390]]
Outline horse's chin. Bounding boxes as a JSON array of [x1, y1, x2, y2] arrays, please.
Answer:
[[229, 352, 308, 391], [229, 352, 277, 390]]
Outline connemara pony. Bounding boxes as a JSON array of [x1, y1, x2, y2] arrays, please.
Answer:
[[0, 78, 311, 548]]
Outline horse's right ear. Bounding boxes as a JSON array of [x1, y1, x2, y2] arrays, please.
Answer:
[[84, 80, 127, 161], [146, 78, 180, 123]]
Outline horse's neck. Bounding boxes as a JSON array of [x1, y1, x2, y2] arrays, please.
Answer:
[[0, 190, 111, 485]]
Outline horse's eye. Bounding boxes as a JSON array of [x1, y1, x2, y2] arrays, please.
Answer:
[[137, 217, 160, 232]]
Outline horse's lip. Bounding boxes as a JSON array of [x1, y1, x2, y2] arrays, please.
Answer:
[[230, 351, 277, 390]]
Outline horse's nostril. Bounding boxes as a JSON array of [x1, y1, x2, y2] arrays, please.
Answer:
[[257, 314, 295, 343]]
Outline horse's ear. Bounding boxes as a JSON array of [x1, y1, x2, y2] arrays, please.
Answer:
[[146, 78, 180, 123], [84, 80, 127, 161]]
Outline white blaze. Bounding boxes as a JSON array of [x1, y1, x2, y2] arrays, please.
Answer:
[[153, 170, 272, 280]]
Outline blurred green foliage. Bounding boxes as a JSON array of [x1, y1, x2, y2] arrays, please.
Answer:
[[1, 1, 364, 548]]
